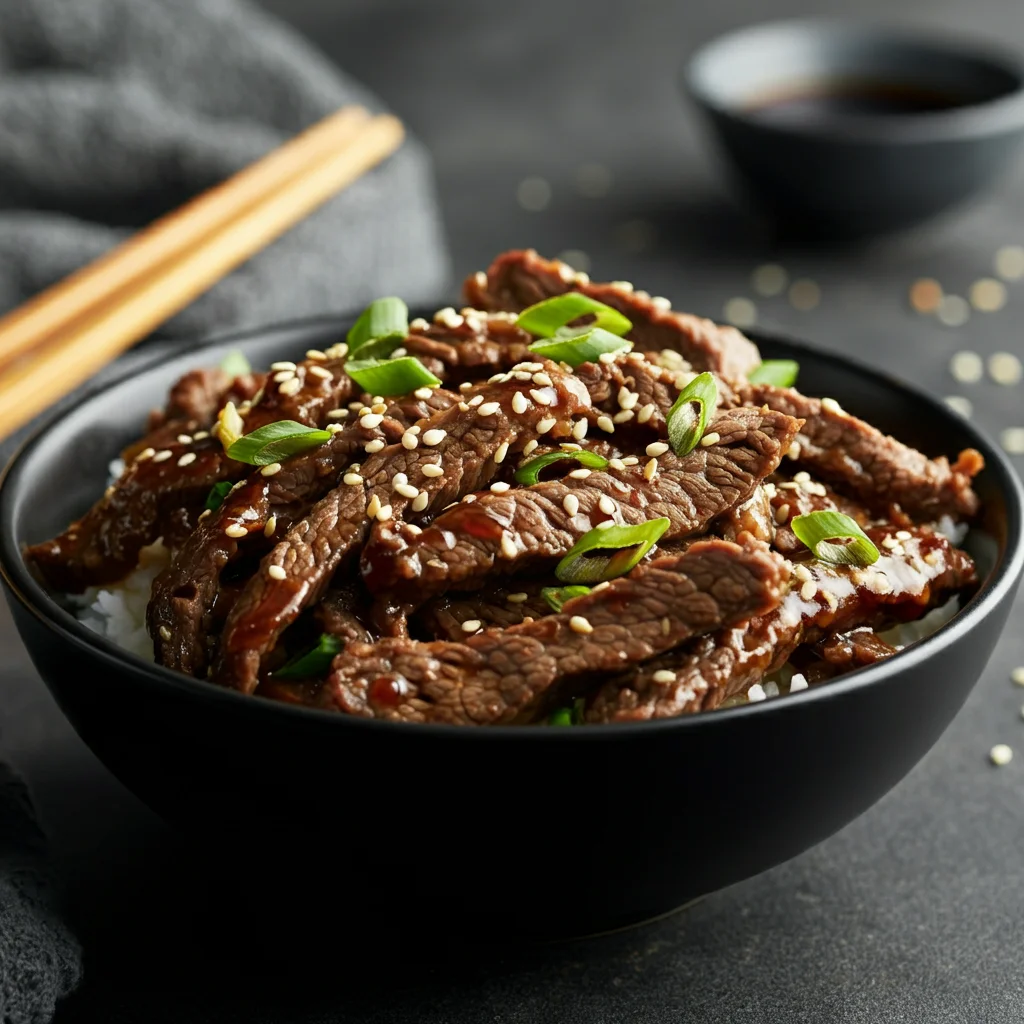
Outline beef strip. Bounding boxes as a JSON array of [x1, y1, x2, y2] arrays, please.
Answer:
[[213, 361, 593, 693], [315, 585, 374, 646], [464, 249, 761, 379], [417, 581, 554, 641], [588, 524, 976, 721], [28, 348, 359, 592], [360, 406, 801, 606], [744, 383, 984, 520], [323, 538, 787, 725], [714, 485, 776, 545], [403, 310, 534, 380], [812, 628, 899, 674]]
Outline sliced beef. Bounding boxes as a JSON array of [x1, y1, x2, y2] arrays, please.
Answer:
[[714, 485, 776, 545], [403, 310, 534, 380], [28, 348, 359, 592], [213, 361, 594, 693], [813, 628, 899, 673], [417, 582, 554, 641], [744, 383, 984, 521], [360, 406, 801, 605], [464, 249, 761, 379], [324, 538, 787, 725], [315, 586, 373, 646], [588, 524, 976, 721]]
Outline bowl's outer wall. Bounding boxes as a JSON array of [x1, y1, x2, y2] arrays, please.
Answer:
[[2, 319, 1022, 936]]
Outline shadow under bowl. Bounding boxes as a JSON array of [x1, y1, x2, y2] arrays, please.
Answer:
[[1, 316, 1022, 938], [684, 20, 1024, 239]]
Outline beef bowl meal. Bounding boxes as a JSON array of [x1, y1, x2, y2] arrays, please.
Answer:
[[2, 250, 1022, 936]]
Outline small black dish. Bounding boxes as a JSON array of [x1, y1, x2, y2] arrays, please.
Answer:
[[684, 20, 1024, 238], [1, 316, 1022, 938]]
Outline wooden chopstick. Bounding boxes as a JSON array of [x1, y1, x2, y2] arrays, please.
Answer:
[[0, 105, 371, 376], [0, 112, 404, 440]]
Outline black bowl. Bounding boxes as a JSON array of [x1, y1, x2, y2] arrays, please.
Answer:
[[2, 316, 1022, 938], [684, 20, 1024, 238]]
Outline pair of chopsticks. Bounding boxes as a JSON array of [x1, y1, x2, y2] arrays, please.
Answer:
[[0, 106, 404, 441]]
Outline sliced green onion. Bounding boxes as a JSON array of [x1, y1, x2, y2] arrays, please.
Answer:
[[666, 371, 717, 457], [345, 356, 441, 397], [346, 297, 409, 354], [548, 697, 586, 726], [351, 334, 406, 362], [517, 294, 632, 339], [219, 349, 251, 377], [528, 327, 633, 368], [226, 420, 331, 466], [541, 585, 592, 613], [204, 481, 234, 512], [514, 450, 609, 485], [274, 633, 344, 680], [748, 360, 799, 388], [790, 510, 880, 566], [556, 517, 671, 584]]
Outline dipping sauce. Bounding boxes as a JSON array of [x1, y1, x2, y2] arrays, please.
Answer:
[[748, 80, 974, 127]]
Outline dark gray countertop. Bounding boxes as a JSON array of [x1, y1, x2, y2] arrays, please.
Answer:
[[4, 0, 1024, 1020]]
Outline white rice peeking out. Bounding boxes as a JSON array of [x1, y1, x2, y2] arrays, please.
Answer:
[[70, 539, 170, 661]]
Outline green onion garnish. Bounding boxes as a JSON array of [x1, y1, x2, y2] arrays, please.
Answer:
[[528, 328, 633, 368], [346, 297, 409, 354], [790, 510, 880, 566], [548, 697, 586, 726], [226, 420, 331, 466], [351, 333, 406, 362], [556, 517, 671, 584], [541, 585, 592, 613], [748, 360, 799, 388], [516, 294, 632, 339], [514, 450, 609, 486], [219, 349, 251, 377], [666, 372, 717, 457], [274, 633, 344, 680], [345, 356, 441, 396], [203, 481, 234, 512]]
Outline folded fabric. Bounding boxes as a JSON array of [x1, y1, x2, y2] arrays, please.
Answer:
[[0, 1, 450, 1020]]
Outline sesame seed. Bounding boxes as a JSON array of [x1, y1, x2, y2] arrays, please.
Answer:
[[427, 558, 447, 569], [327, 408, 348, 420], [787, 441, 801, 459], [1012, 667, 1024, 686], [775, 503, 791, 524], [152, 450, 172, 463], [364, 439, 385, 454], [412, 491, 429, 512], [574, 271, 590, 285], [325, 343, 348, 359], [895, 530, 912, 541], [225, 523, 248, 539], [569, 468, 592, 480], [569, 615, 593, 634], [820, 398, 844, 416], [822, 591, 838, 612], [366, 494, 382, 518], [652, 670, 676, 684], [267, 564, 287, 581], [421, 464, 444, 478], [158, 625, 172, 641], [198, 508, 211, 520], [343, 472, 363, 486], [661, 617, 671, 635], [644, 458, 658, 481], [597, 520, 615, 529], [270, 361, 296, 371], [414, 387, 434, 401], [507, 592, 529, 603], [434, 306, 464, 329], [700, 431, 721, 447], [463, 494, 477, 503], [800, 580, 817, 601], [462, 619, 482, 633], [794, 471, 811, 483], [494, 441, 509, 464], [990, 744, 1013, 766], [536, 416, 557, 434], [264, 516, 277, 537], [401, 431, 418, 450], [458, 403, 471, 412], [638, 403, 655, 424], [609, 458, 626, 471], [560, 443, 582, 451], [273, 369, 295, 383], [651, 296, 672, 311], [597, 415, 615, 433], [514, 371, 533, 382], [279, 377, 302, 396], [646, 441, 669, 457], [406, 524, 422, 536], [466, 395, 484, 408], [478, 401, 502, 417], [490, 481, 511, 493], [989, 351, 1023, 386], [177, 433, 193, 445], [459, 382, 473, 392], [306, 348, 327, 361], [610, 280, 633, 291], [309, 366, 333, 381], [376, 504, 393, 522], [393, 472, 409, 485], [371, 402, 387, 415], [529, 389, 552, 407], [598, 352, 619, 364], [258, 462, 281, 478], [622, 456, 639, 466], [511, 392, 529, 415], [793, 563, 812, 582], [395, 482, 420, 499], [422, 429, 446, 446], [410, 317, 429, 331], [500, 534, 518, 559], [359, 413, 383, 429], [747, 683, 767, 702], [572, 419, 588, 440], [563, 494, 580, 515], [177, 452, 197, 467], [609, 410, 631, 424], [523, 440, 539, 456]]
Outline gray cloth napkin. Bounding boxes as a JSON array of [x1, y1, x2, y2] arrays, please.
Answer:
[[0, 0, 449, 1020]]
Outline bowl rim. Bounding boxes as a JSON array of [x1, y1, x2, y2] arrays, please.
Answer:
[[2, 313, 1023, 742], [683, 17, 1024, 145]]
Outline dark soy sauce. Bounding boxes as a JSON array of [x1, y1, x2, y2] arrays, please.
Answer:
[[748, 80, 973, 127]]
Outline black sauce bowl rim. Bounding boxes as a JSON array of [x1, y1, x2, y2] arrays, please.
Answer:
[[683, 18, 1024, 145], [1, 314, 1022, 742]]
